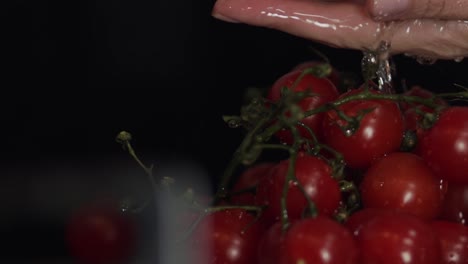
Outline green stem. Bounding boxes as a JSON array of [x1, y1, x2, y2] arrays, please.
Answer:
[[279, 126, 318, 232], [214, 98, 284, 204], [255, 143, 292, 152], [116, 132, 159, 213], [226, 185, 258, 198], [261, 91, 460, 142], [124, 140, 158, 192], [204, 205, 263, 214], [213, 151, 242, 203], [280, 149, 297, 232]]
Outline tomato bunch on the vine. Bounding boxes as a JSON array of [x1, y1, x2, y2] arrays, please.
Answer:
[[175, 59, 468, 264], [112, 58, 468, 264]]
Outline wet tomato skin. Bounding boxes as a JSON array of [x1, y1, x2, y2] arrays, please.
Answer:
[[400, 85, 447, 112], [430, 220, 468, 264], [357, 213, 441, 264], [419, 106, 468, 184], [254, 152, 341, 227], [322, 88, 404, 169], [282, 216, 359, 264], [257, 221, 286, 264], [291, 60, 341, 88], [359, 152, 443, 220], [344, 208, 398, 237], [267, 69, 339, 145], [438, 183, 468, 225]]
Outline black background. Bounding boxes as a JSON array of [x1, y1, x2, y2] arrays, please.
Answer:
[[3, 0, 468, 262]]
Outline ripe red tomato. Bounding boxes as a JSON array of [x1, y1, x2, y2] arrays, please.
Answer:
[[254, 152, 341, 226], [267, 69, 339, 145], [430, 220, 468, 264], [402, 86, 447, 154], [282, 216, 359, 264], [291, 60, 341, 88], [344, 208, 398, 237], [257, 221, 286, 264], [419, 106, 468, 184], [65, 199, 137, 264], [438, 183, 468, 225], [322, 88, 404, 169], [229, 162, 275, 205], [356, 213, 441, 264], [400, 85, 447, 112], [189, 209, 262, 264], [359, 152, 443, 220]]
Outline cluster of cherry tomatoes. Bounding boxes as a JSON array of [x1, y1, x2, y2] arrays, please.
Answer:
[[63, 59, 468, 264], [186, 60, 468, 264]]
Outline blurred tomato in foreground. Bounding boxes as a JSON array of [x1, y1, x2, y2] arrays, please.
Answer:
[[65, 199, 138, 264]]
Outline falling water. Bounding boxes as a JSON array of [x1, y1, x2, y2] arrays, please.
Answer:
[[361, 40, 395, 94]]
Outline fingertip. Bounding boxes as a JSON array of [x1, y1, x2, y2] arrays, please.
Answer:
[[212, 12, 241, 23], [211, 0, 249, 24]]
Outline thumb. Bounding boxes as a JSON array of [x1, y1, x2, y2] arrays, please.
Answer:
[[367, 0, 468, 21]]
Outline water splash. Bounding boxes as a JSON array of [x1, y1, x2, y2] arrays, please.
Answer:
[[361, 40, 395, 94]]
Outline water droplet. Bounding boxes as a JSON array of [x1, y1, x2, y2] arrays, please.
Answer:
[[228, 119, 241, 128], [415, 56, 438, 65], [361, 50, 378, 81], [218, 187, 228, 198], [448, 253, 456, 261], [454, 57, 464, 63], [344, 128, 355, 137], [119, 198, 132, 213]]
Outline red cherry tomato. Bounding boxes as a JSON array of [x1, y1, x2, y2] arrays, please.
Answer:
[[402, 86, 447, 154], [360, 152, 443, 220], [322, 88, 404, 169], [438, 183, 468, 225], [291, 60, 341, 88], [190, 209, 262, 264], [400, 86, 447, 112], [430, 220, 468, 264], [282, 216, 359, 264], [419, 106, 468, 184], [357, 213, 441, 264], [254, 152, 341, 226], [229, 162, 275, 205], [65, 199, 137, 264], [344, 208, 398, 237], [257, 221, 286, 264], [267, 69, 339, 145]]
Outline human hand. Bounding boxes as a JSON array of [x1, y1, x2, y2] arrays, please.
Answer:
[[211, 0, 468, 60]]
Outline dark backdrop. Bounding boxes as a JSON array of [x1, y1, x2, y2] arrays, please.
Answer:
[[3, 0, 468, 262]]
